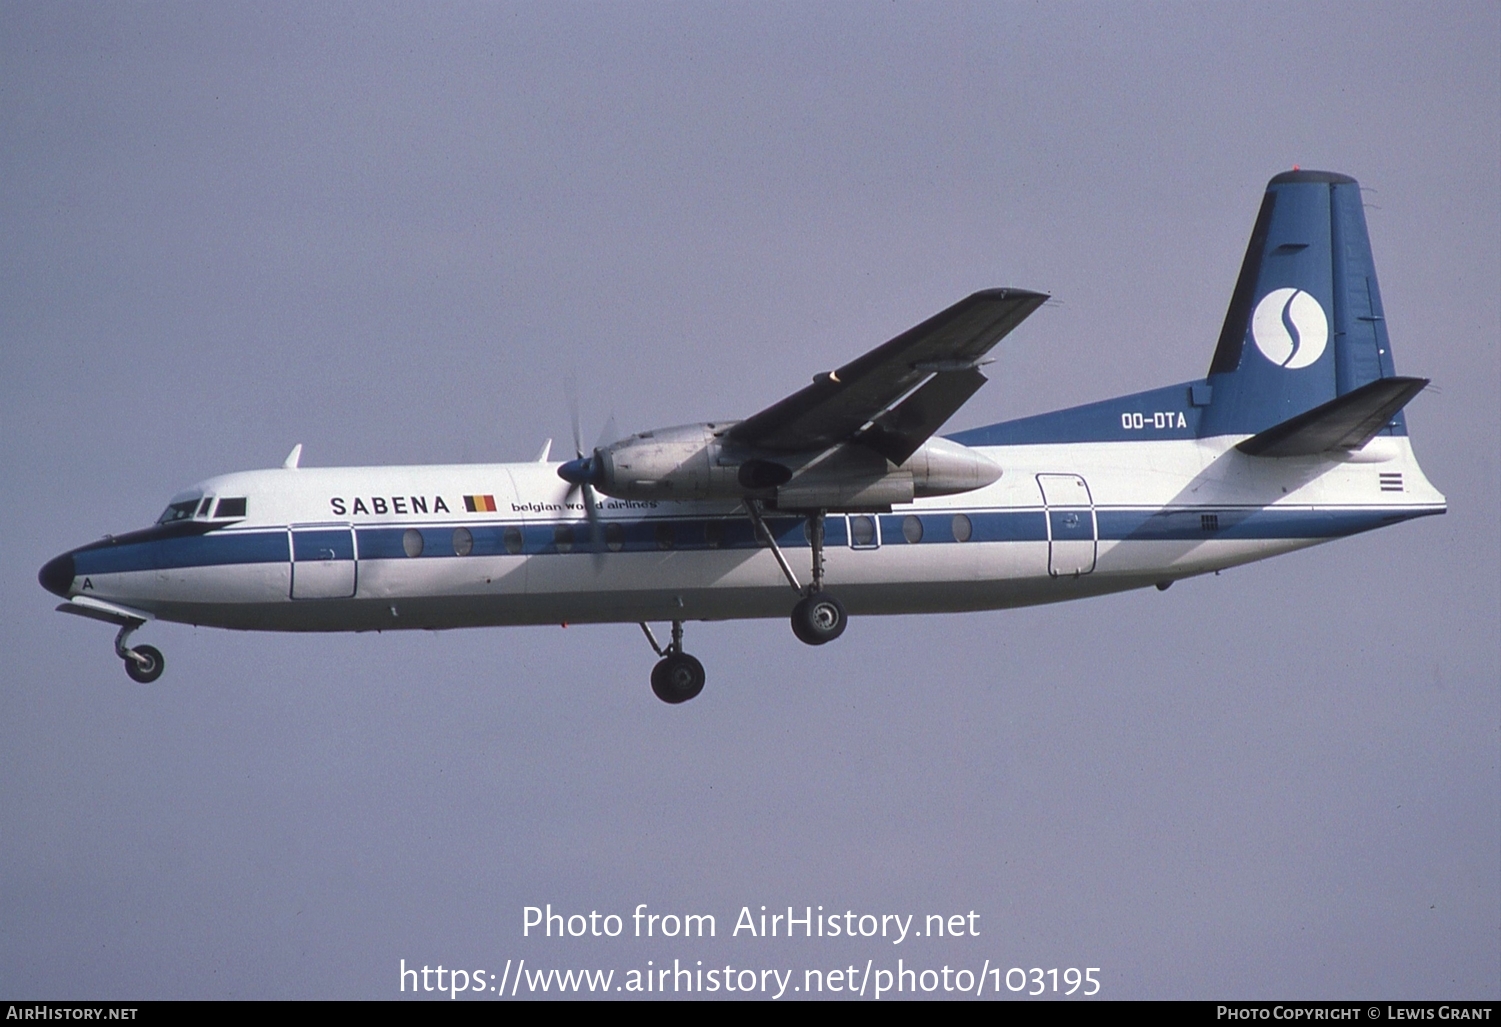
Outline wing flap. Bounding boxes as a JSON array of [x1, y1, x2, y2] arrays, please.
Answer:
[[728, 288, 1047, 452], [855, 367, 989, 465], [1236, 376, 1428, 457]]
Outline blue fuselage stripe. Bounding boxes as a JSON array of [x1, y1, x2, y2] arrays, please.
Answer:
[[74, 531, 291, 575], [67, 506, 1434, 577]]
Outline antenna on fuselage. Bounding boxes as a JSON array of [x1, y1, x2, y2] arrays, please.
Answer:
[[535, 439, 553, 462], [282, 444, 303, 470]]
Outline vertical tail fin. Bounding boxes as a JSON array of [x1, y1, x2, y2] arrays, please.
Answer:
[[1200, 170, 1405, 438]]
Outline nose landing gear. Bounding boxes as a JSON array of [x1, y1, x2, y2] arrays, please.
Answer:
[[640, 620, 705, 704], [115, 624, 165, 683]]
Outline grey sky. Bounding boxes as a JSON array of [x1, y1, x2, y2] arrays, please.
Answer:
[[2, 1, 1497, 999]]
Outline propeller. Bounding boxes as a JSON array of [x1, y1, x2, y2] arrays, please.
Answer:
[[558, 384, 614, 561]]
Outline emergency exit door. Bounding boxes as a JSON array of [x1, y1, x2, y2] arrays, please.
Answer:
[[1037, 474, 1097, 577]]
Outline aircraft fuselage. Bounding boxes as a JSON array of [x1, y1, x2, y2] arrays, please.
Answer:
[[42, 428, 1443, 636]]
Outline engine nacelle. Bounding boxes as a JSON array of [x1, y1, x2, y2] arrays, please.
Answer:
[[594, 423, 736, 499], [770, 437, 1002, 509], [568, 423, 1001, 510], [907, 436, 1005, 497]]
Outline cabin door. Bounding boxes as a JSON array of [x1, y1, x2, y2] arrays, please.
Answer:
[[289, 525, 358, 599], [1037, 474, 1097, 577]]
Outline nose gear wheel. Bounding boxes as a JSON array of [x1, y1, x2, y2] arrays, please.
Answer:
[[123, 644, 164, 683], [113, 623, 165, 683]]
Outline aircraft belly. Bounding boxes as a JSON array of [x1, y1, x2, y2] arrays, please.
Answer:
[[1094, 536, 1316, 576], [95, 531, 1322, 631], [355, 555, 527, 599], [134, 540, 1076, 629], [74, 564, 291, 611], [524, 549, 711, 596], [825, 540, 1048, 585]]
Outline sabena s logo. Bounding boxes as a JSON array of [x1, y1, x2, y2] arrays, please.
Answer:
[[1251, 288, 1329, 369]]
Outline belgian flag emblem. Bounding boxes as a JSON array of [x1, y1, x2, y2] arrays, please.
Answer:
[[463, 494, 497, 513]]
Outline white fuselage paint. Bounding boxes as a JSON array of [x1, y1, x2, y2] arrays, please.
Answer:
[[65, 436, 1445, 635]]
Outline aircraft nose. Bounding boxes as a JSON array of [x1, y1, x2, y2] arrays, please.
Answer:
[[38, 551, 75, 598]]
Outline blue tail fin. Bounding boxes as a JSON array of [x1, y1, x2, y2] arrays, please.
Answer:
[[1199, 170, 1405, 438]]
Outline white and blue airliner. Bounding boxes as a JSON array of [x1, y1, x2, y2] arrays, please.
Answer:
[[40, 170, 1445, 703]]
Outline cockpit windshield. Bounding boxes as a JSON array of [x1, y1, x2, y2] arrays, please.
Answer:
[[157, 499, 201, 524], [156, 492, 247, 524]]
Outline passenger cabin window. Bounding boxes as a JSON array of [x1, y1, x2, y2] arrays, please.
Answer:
[[902, 515, 923, 543], [850, 515, 877, 547], [452, 527, 473, 557], [952, 514, 973, 543], [215, 497, 248, 518], [403, 529, 424, 558], [157, 499, 200, 524]]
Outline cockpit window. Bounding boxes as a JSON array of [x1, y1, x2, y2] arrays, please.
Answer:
[[214, 497, 248, 518], [197, 497, 215, 517], [157, 500, 200, 524]]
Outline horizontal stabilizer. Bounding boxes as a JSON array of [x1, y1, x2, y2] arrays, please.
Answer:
[[1236, 376, 1427, 457]]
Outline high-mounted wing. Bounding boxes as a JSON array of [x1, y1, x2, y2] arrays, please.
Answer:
[[727, 288, 1048, 454]]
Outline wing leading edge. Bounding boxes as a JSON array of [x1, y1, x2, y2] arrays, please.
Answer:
[[727, 288, 1048, 456]]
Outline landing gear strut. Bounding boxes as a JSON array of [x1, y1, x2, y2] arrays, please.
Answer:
[[641, 620, 705, 704], [115, 623, 164, 683], [746, 502, 848, 647]]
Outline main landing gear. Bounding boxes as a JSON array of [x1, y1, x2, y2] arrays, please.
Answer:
[[115, 623, 164, 683], [747, 502, 848, 647], [791, 592, 847, 646], [637, 505, 848, 705], [640, 620, 705, 704]]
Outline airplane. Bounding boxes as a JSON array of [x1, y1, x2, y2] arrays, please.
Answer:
[[38, 170, 1445, 704]]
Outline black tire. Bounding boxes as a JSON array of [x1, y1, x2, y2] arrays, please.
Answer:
[[650, 653, 705, 704], [124, 645, 165, 684], [791, 593, 847, 646]]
